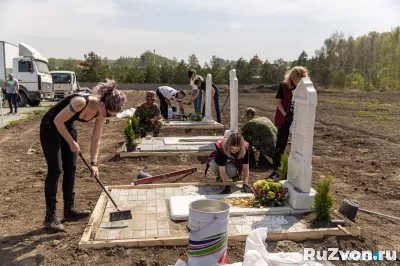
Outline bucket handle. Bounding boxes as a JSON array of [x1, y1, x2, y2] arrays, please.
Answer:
[[186, 215, 218, 233]]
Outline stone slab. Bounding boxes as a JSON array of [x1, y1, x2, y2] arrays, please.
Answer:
[[281, 180, 316, 210], [169, 194, 308, 221], [163, 136, 221, 145]]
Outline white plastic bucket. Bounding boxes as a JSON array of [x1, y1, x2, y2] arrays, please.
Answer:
[[168, 107, 173, 119], [187, 199, 230, 266]]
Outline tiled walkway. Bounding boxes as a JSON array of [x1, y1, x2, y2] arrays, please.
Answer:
[[95, 187, 306, 240]]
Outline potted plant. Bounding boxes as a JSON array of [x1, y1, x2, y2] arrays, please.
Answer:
[[124, 120, 137, 152], [252, 179, 289, 207]]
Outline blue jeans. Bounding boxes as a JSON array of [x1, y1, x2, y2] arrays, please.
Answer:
[[193, 90, 202, 115], [6, 93, 17, 113], [202, 93, 221, 123]]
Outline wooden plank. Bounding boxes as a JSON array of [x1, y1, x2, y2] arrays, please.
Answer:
[[334, 210, 361, 236], [162, 124, 224, 129], [120, 150, 212, 158], [134, 168, 197, 185], [106, 181, 244, 190], [79, 192, 108, 243], [79, 226, 360, 249]]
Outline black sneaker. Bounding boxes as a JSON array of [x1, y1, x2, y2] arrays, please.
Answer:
[[216, 176, 222, 183], [241, 184, 253, 193], [219, 185, 231, 194], [63, 208, 91, 222], [267, 171, 280, 181], [43, 215, 65, 232]]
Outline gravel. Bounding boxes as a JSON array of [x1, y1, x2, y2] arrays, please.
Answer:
[[181, 185, 199, 196], [235, 215, 289, 233]]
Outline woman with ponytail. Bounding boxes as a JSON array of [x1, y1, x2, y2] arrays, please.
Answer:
[[39, 79, 126, 232]]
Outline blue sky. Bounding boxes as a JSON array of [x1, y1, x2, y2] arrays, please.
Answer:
[[1, 0, 399, 65]]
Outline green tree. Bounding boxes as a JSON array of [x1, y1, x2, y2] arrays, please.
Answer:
[[160, 62, 175, 83], [173, 60, 189, 84], [188, 54, 200, 70], [144, 64, 160, 83]]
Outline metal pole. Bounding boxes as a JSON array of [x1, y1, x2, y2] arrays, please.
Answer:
[[153, 49, 156, 65]]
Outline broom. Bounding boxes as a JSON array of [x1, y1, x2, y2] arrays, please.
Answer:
[[79, 152, 132, 222]]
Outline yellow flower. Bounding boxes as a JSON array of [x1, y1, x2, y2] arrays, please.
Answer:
[[268, 191, 275, 199]]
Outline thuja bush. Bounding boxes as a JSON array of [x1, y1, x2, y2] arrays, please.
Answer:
[[278, 152, 289, 180], [313, 175, 335, 222], [123, 120, 135, 144]]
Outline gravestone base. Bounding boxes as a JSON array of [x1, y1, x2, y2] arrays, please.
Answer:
[[280, 180, 316, 210]]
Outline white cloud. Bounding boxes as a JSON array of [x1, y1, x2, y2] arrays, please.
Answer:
[[1, 0, 197, 47]]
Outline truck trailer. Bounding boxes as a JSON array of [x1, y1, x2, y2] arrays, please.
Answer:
[[0, 41, 53, 107]]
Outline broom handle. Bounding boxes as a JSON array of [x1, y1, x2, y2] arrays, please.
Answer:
[[79, 152, 120, 211], [359, 208, 400, 221]]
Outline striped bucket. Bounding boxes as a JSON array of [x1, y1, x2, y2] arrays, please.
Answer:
[[187, 199, 230, 266]]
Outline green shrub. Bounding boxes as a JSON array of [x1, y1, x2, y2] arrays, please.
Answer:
[[123, 120, 135, 144], [278, 152, 289, 180], [313, 175, 335, 222], [130, 116, 139, 131]]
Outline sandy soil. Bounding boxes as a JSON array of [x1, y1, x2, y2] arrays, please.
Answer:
[[0, 90, 399, 265]]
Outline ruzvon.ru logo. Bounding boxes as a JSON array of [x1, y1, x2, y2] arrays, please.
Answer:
[[304, 248, 397, 261]]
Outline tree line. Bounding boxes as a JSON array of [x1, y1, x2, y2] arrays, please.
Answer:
[[48, 27, 400, 90]]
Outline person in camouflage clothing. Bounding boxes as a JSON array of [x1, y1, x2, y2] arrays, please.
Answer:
[[240, 108, 277, 165], [134, 91, 162, 137]]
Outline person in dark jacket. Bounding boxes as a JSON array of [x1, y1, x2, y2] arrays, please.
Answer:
[[193, 78, 221, 123], [268, 67, 308, 180], [40, 79, 126, 232], [206, 132, 253, 194]]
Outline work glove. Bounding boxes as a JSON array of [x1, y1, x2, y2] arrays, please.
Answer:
[[171, 106, 177, 112], [285, 113, 293, 123], [241, 184, 253, 193]]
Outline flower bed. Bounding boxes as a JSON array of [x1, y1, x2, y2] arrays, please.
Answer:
[[252, 179, 288, 207]]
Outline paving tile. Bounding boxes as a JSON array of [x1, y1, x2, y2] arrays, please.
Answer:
[[136, 201, 147, 207], [157, 218, 169, 229], [173, 188, 183, 196], [133, 222, 146, 231], [135, 207, 146, 214], [126, 202, 137, 208], [157, 212, 168, 219], [165, 193, 173, 199], [156, 205, 167, 213], [120, 190, 129, 196], [146, 200, 157, 207], [127, 195, 137, 201], [134, 214, 146, 222], [147, 206, 157, 214], [119, 195, 128, 201], [99, 222, 112, 228], [120, 228, 133, 239], [156, 193, 165, 200], [107, 230, 121, 239], [146, 189, 156, 195], [137, 195, 147, 201], [156, 188, 165, 194], [118, 200, 128, 206], [197, 187, 207, 195], [230, 216, 245, 225], [229, 224, 238, 234], [281, 224, 298, 232], [95, 229, 109, 240], [138, 190, 147, 195], [283, 216, 299, 224], [164, 187, 173, 194], [146, 213, 157, 222], [158, 228, 170, 237], [146, 221, 158, 230], [128, 189, 138, 196], [110, 189, 120, 197], [156, 199, 165, 206], [147, 194, 156, 200], [133, 230, 146, 238], [146, 229, 158, 238]]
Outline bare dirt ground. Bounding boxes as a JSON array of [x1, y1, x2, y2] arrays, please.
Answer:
[[0, 90, 399, 265]]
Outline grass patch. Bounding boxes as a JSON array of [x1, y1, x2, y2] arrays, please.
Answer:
[[2, 108, 49, 129]]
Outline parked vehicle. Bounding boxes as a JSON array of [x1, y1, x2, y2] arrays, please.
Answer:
[[0, 41, 53, 107], [50, 71, 91, 99]]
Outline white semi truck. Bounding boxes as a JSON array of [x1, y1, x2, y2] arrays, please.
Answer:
[[50, 71, 91, 99], [0, 41, 53, 107]]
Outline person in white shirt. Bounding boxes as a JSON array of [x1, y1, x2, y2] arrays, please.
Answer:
[[156, 86, 188, 119]]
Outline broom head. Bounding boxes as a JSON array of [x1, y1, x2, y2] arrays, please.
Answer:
[[109, 209, 133, 222]]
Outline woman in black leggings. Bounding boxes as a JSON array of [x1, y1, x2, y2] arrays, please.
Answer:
[[40, 79, 126, 232]]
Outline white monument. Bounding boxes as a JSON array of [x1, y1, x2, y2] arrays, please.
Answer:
[[229, 69, 238, 133], [202, 74, 213, 123], [280, 77, 317, 210]]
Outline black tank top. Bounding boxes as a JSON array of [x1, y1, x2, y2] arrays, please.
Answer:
[[43, 93, 97, 129]]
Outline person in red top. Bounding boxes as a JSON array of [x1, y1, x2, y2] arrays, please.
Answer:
[[269, 67, 309, 180], [206, 132, 253, 194]]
